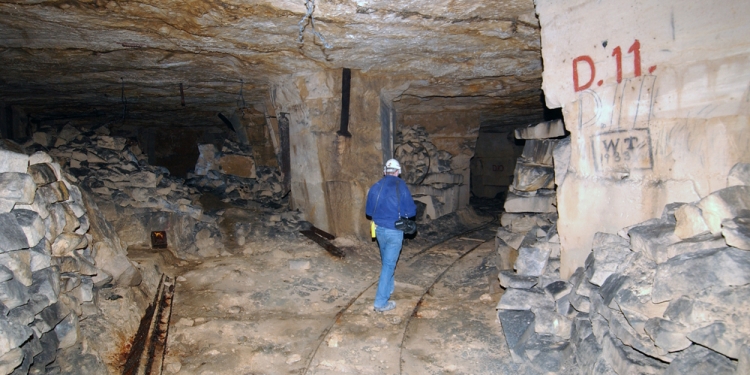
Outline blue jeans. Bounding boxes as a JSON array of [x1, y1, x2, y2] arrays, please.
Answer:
[[374, 226, 403, 308]]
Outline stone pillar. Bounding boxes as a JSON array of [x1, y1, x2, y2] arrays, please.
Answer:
[[271, 70, 400, 237], [535, 0, 750, 278]]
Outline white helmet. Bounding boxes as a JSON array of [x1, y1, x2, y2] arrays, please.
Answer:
[[384, 158, 401, 174]]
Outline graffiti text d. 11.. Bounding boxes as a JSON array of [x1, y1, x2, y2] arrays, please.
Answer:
[[572, 39, 657, 92]]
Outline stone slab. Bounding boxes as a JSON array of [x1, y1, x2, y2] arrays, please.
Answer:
[[498, 270, 538, 289], [652, 247, 750, 303], [497, 288, 555, 311], [727, 162, 750, 187], [515, 119, 566, 140], [514, 246, 551, 277], [0, 173, 36, 205], [504, 192, 557, 213], [722, 216, 750, 250], [698, 185, 750, 234]]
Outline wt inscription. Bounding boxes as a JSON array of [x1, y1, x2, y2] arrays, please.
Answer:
[[591, 129, 653, 172]]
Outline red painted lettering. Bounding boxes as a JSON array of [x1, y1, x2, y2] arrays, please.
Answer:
[[612, 46, 622, 83], [573, 55, 596, 92], [628, 39, 641, 77]]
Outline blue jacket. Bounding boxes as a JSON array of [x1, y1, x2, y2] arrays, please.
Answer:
[[365, 175, 417, 229]]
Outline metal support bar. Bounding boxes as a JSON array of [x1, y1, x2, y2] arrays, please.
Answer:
[[300, 225, 344, 258]]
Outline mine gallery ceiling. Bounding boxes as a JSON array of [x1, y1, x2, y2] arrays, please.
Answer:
[[0, 0, 546, 130]]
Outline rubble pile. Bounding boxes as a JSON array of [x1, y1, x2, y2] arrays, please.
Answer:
[[24, 125, 227, 258], [187, 140, 287, 205], [394, 126, 464, 221], [503, 119, 568, 214], [495, 163, 750, 374], [0, 142, 146, 374]]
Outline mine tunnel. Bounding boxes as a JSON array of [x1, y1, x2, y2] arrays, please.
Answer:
[[0, 0, 748, 374]]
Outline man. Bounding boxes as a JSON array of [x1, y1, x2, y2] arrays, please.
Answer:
[[365, 158, 417, 312]]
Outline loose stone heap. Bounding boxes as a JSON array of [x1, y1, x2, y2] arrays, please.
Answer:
[[394, 126, 464, 220], [187, 140, 286, 205], [496, 163, 750, 374], [503, 120, 568, 214], [0, 141, 142, 374], [28, 125, 226, 259]]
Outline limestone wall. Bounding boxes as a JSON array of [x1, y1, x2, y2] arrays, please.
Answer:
[[0, 142, 151, 374], [535, 0, 750, 277]]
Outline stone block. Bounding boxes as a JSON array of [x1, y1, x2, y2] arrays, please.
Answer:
[[0, 318, 33, 358], [0, 265, 11, 283], [532, 308, 572, 340], [569, 291, 590, 313], [53, 313, 79, 349], [0, 348, 23, 375], [600, 332, 668, 375], [95, 136, 127, 151], [7, 304, 35, 326], [0, 251, 31, 287], [722, 216, 750, 250], [727, 162, 750, 187], [194, 144, 218, 176], [514, 246, 551, 277], [665, 344, 736, 375], [570, 316, 602, 371], [652, 247, 750, 303], [698, 185, 750, 234], [555, 294, 575, 317], [504, 192, 557, 213], [643, 318, 691, 353], [511, 162, 555, 192], [496, 227, 526, 249], [0, 278, 30, 310], [29, 268, 60, 306], [515, 119, 565, 140], [588, 234, 633, 286], [26, 163, 57, 187], [628, 222, 681, 263], [121, 171, 159, 188], [12, 209, 44, 249], [31, 330, 59, 372], [28, 151, 52, 166], [0, 150, 29, 174], [661, 202, 686, 224], [611, 256, 669, 337], [515, 329, 571, 373], [38, 181, 70, 204], [687, 322, 745, 359], [544, 280, 571, 300], [421, 173, 462, 185], [497, 309, 535, 362], [93, 242, 142, 287], [497, 288, 555, 311], [666, 232, 727, 259], [51, 233, 87, 257], [0, 173, 36, 205], [36, 302, 69, 335], [520, 139, 556, 166], [498, 270, 538, 289], [674, 203, 710, 239], [14, 191, 50, 220]]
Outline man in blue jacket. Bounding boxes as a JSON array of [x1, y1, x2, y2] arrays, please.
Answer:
[[365, 158, 417, 312]]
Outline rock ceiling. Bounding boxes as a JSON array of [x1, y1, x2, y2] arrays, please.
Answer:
[[0, 0, 544, 130]]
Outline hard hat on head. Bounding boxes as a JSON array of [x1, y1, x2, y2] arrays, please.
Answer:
[[384, 158, 401, 174]]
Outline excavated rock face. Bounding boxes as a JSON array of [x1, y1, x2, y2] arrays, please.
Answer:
[[0, 0, 543, 127]]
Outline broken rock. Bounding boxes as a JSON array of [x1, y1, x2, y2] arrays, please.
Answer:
[[652, 247, 750, 303]]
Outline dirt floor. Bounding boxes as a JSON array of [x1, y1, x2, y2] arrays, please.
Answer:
[[135, 200, 543, 375]]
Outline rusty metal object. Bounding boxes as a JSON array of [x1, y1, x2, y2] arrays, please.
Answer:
[[300, 225, 344, 258], [150, 231, 167, 249], [122, 274, 175, 375]]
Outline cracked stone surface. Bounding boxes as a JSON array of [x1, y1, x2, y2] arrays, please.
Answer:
[[0, 0, 543, 129]]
